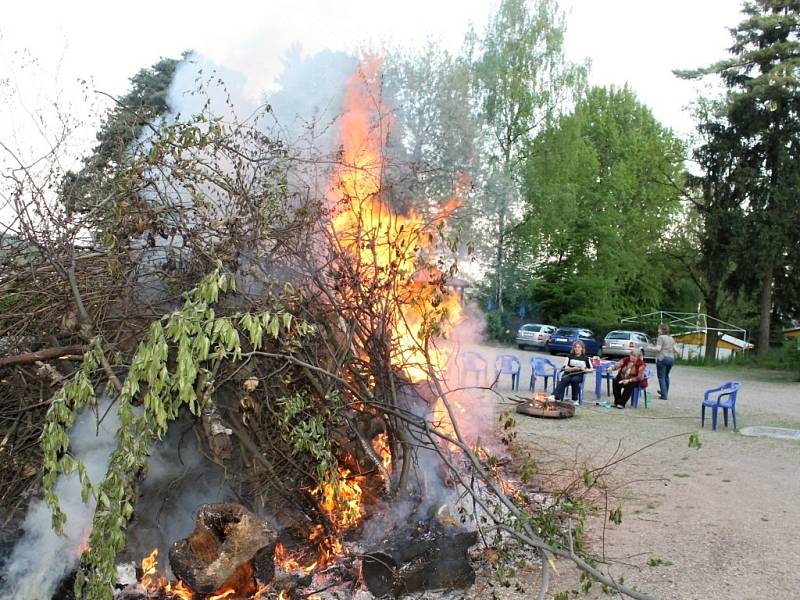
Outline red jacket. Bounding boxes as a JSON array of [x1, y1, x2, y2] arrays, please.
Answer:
[[614, 356, 646, 383]]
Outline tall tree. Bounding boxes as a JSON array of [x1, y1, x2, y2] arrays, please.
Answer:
[[471, 0, 586, 311], [670, 97, 748, 361], [383, 44, 480, 218], [515, 86, 686, 327], [60, 55, 185, 233], [678, 0, 800, 355]]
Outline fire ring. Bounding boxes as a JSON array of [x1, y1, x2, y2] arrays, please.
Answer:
[[516, 398, 575, 419]]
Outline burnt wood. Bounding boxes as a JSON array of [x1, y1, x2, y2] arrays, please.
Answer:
[[362, 525, 477, 597], [168, 502, 276, 595]]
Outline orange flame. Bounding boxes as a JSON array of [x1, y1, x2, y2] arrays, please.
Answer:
[[139, 548, 193, 599], [140, 548, 168, 592], [76, 527, 91, 557], [274, 542, 316, 573], [165, 579, 194, 600], [328, 58, 463, 382], [208, 590, 235, 600], [371, 432, 392, 472], [311, 468, 365, 530]]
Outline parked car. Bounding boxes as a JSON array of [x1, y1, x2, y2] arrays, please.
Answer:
[[516, 323, 556, 349], [601, 330, 657, 360], [545, 327, 601, 356]]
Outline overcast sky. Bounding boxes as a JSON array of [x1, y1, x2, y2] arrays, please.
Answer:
[[1, 0, 744, 168]]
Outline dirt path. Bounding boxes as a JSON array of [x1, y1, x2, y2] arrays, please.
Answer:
[[472, 345, 800, 600]]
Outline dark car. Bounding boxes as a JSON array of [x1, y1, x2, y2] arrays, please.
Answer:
[[516, 323, 556, 349], [546, 327, 601, 356], [601, 330, 657, 360]]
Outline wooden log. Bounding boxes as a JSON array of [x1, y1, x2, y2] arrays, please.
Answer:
[[362, 526, 478, 597], [168, 503, 276, 595], [0, 345, 89, 367]]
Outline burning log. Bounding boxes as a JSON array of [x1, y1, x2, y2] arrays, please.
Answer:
[[168, 503, 276, 596], [361, 516, 478, 597]]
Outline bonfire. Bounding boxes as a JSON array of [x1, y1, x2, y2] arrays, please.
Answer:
[[0, 57, 652, 600]]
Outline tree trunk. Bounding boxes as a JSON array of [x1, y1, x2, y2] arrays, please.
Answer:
[[703, 289, 720, 363], [494, 209, 506, 312], [757, 265, 773, 357]]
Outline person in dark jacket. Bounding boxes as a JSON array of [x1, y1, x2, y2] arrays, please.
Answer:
[[609, 348, 646, 408], [552, 340, 593, 404]]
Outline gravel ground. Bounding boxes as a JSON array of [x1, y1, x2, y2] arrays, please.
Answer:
[[468, 344, 800, 600]]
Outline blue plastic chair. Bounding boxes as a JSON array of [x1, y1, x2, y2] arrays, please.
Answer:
[[529, 357, 558, 392], [593, 360, 616, 400], [630, 368, 653, 408], [493, 354, 521, 391], [701, 381, 741, 431], [459, 351, 487, 386]]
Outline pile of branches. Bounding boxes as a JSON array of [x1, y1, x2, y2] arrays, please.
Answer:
[[0, 72, 654, 600]]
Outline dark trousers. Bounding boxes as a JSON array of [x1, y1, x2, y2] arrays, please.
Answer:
[[612, 377, 637, 407], [554, 372, 583, 401]]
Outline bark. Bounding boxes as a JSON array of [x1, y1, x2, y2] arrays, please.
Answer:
[[757, 264, 773, 357], [494, 206, 506, 312], [703, 288, 720, 363], [0, 345, 89, 367]]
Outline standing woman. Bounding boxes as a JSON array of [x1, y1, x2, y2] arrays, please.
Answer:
[[552, 340, 593, 404], [652, 323, 676, 400], [609, 348, 646, 408]]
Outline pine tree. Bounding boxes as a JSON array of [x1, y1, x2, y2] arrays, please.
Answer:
[[678, 1, 800, 354]]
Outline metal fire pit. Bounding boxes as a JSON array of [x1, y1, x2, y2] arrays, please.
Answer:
[[515, 397, 575, 419]]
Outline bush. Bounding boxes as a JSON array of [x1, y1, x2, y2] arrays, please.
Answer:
[[485, 311, 513, 343]]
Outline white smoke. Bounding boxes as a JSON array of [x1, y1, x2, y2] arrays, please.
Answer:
[[1, 399, 120, 600], [121, 415, 228, 577]]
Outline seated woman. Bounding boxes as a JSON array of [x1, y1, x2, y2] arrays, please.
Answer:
[[609, 348, 646, 409], [552, 340, 593, 404]]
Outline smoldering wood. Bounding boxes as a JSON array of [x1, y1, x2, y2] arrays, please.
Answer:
[[361, 523, 478, 597], [168, 503, 276, 595]]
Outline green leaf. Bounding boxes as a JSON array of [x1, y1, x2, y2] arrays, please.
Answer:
[[582, 469, 594, 488]]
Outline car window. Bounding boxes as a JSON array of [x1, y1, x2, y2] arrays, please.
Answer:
[[554, 328, 575, 336], [606, 331, 630, 340], [579, 330, 593, 338], [544, 326, 555, 333], [636, 334, 649, 343]]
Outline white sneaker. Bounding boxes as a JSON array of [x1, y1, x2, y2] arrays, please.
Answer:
[[573, 400, 580, 406], [547, 395, 556, 401]]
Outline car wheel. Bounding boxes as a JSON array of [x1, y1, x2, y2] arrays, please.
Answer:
[[517, 344, 525, 350]]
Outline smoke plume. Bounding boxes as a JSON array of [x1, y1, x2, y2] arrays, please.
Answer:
[[1, 400, 119, 600]]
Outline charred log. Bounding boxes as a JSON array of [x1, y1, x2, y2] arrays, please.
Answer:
[[168, 503, 276, 595], [362, 522, 477, 597]]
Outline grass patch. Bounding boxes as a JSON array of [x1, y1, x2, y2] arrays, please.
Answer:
[[647, 556, 674, 567], [672, 473, 690, 478]]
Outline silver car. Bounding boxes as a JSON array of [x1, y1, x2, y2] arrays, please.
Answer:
[[516, 323, 556, 350], [601, 330, 657, 360]]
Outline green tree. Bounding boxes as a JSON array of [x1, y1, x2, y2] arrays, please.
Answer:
[[471, 0, 587, 311], [384, 43, 480, 218], [677, 0, 800, 355], [60, 54, 185, 232], [669, 97, 748, 361], [515, 86, 686, 327]]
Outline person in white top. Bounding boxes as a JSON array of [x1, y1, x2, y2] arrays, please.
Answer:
[[552, 340, 593, 404], [650, 323, 676, 400]]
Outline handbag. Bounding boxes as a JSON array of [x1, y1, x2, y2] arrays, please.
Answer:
[[640, 377, 649, 389]]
